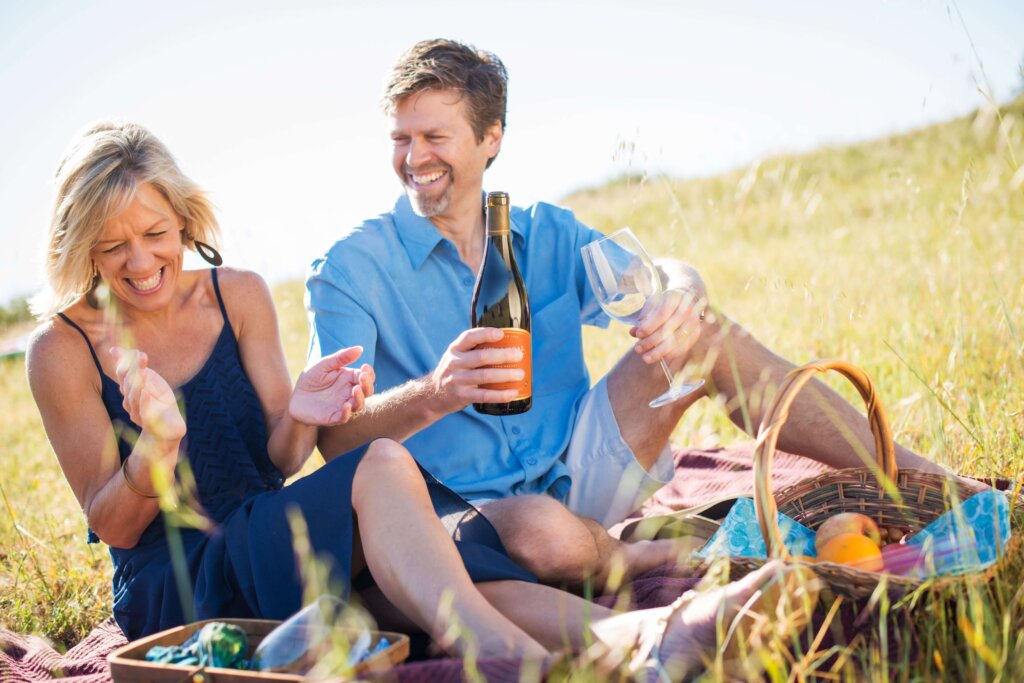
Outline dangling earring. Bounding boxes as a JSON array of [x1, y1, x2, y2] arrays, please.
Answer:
[[85, 264, 102, 309], [186, 232, 224, 266]]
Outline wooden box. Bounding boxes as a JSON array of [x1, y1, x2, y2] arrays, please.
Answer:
[[108, 618, 410, 682]]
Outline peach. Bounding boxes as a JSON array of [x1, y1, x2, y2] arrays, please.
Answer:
[[814, 512, 881, 554], [816, 532, 884, 571]]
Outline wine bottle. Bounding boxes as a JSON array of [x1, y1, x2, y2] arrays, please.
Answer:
[[471, 191, 532, 415]]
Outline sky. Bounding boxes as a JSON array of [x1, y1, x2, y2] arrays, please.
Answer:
[[1, 0, 1021, 306]]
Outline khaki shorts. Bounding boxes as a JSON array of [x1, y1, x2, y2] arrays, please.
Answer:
[[564, 375, 675, 527]]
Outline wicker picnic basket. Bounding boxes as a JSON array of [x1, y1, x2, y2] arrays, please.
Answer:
[[738, 358, 1007, 599]]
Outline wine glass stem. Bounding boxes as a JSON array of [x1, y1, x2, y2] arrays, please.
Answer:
[[658, 360, 675, 389]]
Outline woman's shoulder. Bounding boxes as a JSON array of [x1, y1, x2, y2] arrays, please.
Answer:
[[27, 308, 89, 359], [201, 267, 276, 332], [203, 266, 266, 293], [26, 317, 63, 362], [26, 312, 101, 395], [206, 267, 273, 307]]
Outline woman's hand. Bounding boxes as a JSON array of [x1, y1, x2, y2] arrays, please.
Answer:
[[110, 346, 187, 444], [290, 346, 375, 426]]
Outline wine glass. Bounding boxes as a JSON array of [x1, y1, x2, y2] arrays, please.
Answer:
[[252, 595, 372, 675], [581, 227, 705, 408]]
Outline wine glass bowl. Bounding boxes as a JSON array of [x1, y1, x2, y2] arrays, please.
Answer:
[[252, 595, 373, 675], [581, 227, 704, 408]]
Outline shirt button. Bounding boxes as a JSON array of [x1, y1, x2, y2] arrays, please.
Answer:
[[463, 276, 474, 286], [526, 457, 537, 466], [511, 426, 521, 435]]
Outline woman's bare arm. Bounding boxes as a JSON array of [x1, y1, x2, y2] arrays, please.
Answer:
[[26, 322, 183, 548]]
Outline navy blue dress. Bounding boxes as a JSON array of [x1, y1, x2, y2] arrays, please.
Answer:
[[58, 268, 534, 640]]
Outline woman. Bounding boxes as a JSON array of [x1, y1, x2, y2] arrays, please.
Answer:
[[27, 120, 813, 675]]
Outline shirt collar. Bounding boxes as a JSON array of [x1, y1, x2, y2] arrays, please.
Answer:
[[392, 193, 527, 271], [392, 195, 444, 270]]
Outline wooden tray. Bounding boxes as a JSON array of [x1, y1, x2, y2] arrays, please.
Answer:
[[108, 618, 410, 682]]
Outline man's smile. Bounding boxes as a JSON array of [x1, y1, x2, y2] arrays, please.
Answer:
[[408, 168, 449, 188]]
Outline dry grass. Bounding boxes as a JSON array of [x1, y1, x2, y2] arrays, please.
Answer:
[[1, 97, 1021, 680]]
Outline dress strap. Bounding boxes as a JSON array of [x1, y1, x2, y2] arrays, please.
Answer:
[[56, 312, 105, 379], [209, 268, 232, 326]]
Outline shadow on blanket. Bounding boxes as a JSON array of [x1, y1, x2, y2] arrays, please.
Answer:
[[4, 445, 984, 682]]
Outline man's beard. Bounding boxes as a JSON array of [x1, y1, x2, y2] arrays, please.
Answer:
[[405, 170, 453, 218]]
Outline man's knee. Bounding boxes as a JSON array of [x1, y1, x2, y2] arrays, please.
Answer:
[[483, 495, 601, 584]]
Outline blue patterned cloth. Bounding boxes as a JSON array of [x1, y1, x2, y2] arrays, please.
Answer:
[[906, 489, 1010, 575], [694, 490, 1010, 578], [694, 497, 817, 560]]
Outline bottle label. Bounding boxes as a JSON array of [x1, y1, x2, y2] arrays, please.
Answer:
[[477, 328, 532, 400]]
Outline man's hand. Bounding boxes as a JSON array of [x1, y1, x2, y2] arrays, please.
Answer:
[[429, 328, 524, 414], [110, 346, 187, 444], [630, 260, 708, 365], [291, 346, 375, 426]]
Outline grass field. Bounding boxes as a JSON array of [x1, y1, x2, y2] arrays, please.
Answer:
[[1, 96, 1021, 680]]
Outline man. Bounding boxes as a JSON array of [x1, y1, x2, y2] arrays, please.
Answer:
[[306, 38, 947, 588]]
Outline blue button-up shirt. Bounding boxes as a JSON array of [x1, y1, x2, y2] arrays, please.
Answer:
[[306, 195, 609, 502]]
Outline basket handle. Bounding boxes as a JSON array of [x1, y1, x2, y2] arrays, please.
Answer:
[[752, 359, 897, 558]]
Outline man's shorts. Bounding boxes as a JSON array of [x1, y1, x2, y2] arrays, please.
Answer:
[[564, 374, 675, 527]]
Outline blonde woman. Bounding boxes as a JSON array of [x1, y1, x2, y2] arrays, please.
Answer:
[[27, 120, 812, 676]]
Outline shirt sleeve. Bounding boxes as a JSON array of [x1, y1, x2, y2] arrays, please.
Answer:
[[305, 255, 379, 367], [570, 217, 611, 329]]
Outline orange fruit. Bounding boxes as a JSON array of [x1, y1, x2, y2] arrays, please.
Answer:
[[816, 532, 883, 572]]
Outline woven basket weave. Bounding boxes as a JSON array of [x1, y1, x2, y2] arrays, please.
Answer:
[[737, 358, 997, 599]]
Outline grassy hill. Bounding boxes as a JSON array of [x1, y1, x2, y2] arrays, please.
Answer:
[[1, 97, 1021, 678], [570, 97, 1023, 474]]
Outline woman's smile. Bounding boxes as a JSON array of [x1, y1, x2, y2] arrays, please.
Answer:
[[125, 266, 164, 294]]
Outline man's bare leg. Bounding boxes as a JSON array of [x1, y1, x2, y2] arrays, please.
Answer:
[[477, 495, 601, 586], [605, 347, 707, 471], [581, 311, 950, 591], [590, 560, 819, 679], [609, 306, 948, 484], [479, 495, 692, 591], [694, 313, 949, 473]]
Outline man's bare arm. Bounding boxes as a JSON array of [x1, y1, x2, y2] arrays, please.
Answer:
[[316, 375, 439, 459], [316, 327, 524, 459]]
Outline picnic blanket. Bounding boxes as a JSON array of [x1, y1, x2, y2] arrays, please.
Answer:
[[0, 445, 894, 682]]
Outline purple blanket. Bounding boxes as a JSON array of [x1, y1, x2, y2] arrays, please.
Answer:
[[0, 446, 836, 682]]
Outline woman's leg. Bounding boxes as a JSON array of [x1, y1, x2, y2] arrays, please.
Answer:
[[358, 579, 617, 652], [350, 439, 547, 658], [480, 561, 818, 679], [474, 580, 613, 650], [351, 440, 816, 670]]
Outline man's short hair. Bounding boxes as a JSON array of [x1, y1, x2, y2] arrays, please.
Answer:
[[383, 39, 508, 148]]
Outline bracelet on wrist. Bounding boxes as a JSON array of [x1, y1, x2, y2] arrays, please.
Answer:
[[121, 457, 160, 499]]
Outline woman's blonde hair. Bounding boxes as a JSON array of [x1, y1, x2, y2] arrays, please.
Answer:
[[32, 120, 219, 318]]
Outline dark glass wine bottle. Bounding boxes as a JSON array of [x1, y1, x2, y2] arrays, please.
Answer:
[[471, 191, 532, 415]]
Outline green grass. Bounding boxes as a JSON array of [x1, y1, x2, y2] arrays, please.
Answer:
[[1, 97, 1022, 680]]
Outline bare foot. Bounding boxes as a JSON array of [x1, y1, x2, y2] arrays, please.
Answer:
[[591, 560, 820, 680]]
